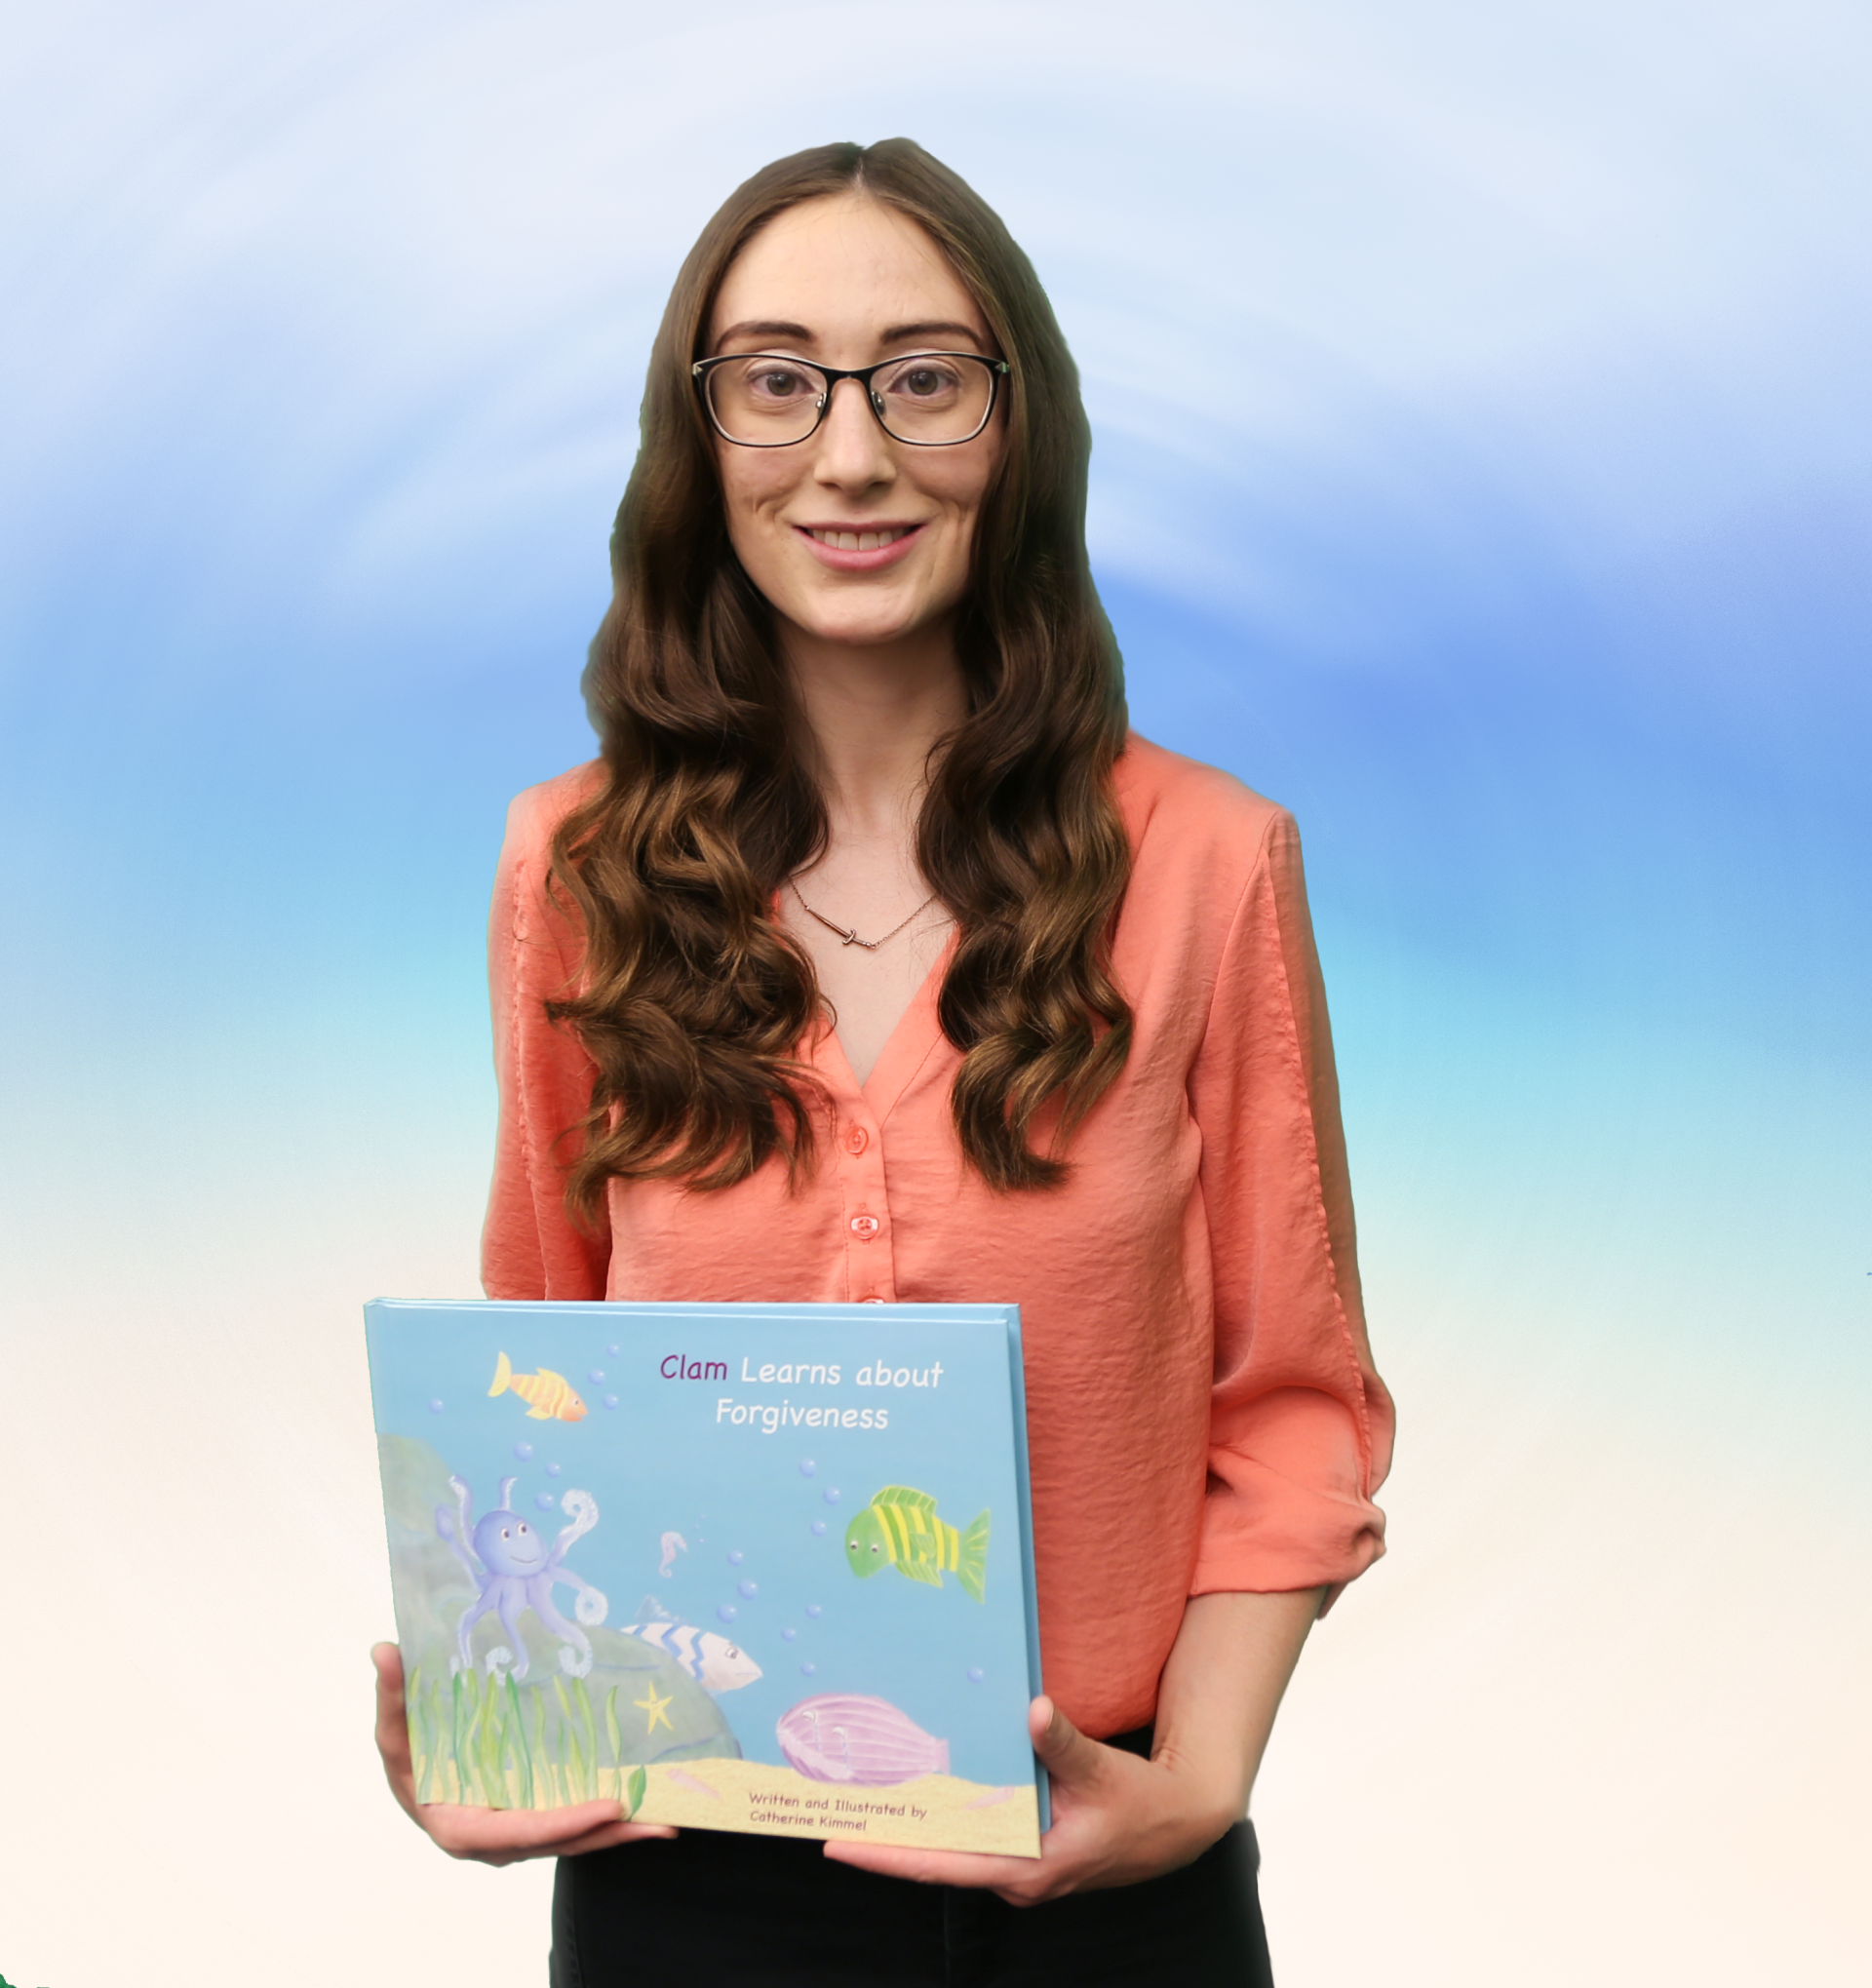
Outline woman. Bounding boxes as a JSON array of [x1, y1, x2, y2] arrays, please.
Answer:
[[373, 137, 1392, 1986]]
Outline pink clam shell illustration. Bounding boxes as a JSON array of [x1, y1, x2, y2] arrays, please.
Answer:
[[776, 1694, 950, 1785]]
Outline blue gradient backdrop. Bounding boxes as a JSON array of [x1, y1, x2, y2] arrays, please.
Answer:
[[3, 6, 1866, 1984]]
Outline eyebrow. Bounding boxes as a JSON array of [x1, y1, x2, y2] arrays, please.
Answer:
[[712, 317, 991, 352]]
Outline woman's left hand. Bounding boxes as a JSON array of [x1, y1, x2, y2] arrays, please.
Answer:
[[821, 1694, 1240, 1905], [823, 1588, 1324, 1905]]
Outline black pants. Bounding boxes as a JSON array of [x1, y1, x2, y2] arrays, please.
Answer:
[[550, 1731, 1273, 1988]]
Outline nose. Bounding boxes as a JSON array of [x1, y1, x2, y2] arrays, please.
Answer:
[[810, 376, 896, 493]]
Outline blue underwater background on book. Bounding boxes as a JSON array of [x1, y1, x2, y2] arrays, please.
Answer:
[[368, 1302, 1040, 1834]]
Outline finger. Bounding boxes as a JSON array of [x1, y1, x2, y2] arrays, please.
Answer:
[[430, 1814, 677, 1864], [370, 1644, 420, 1820], [422, 1798, 629, 1859], [548, 1818, 680, 1858], [1027, 1696, 1106, 1787]]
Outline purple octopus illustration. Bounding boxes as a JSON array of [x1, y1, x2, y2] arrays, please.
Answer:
[[436, 1474, 608, 1681], [776, 1695, 950, 1785]]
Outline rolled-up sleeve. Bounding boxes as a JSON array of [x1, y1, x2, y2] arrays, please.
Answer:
[[1187, 809, 1393, 1601], [481, 777, 611, 1304]]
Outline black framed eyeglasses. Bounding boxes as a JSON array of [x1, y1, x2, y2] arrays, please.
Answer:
[[692, 350, 1009, 448]]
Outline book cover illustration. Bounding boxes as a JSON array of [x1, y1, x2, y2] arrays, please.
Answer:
[[365, 1300, 1044, 1856]]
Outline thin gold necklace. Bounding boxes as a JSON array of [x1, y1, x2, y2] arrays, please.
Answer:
[[789, 876, 940, 952]]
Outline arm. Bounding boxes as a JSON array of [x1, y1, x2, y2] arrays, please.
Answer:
[[482, 776, 612, 1304], [1150, 1588, 1322, 1824], [825, 1588, 1323, 1903], [1191, 807, 1392, 1605]]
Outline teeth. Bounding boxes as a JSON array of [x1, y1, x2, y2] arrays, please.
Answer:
[[812, 527, 907, 552]]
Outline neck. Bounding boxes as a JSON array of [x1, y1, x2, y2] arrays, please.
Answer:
[[781, 617, 969, 842]]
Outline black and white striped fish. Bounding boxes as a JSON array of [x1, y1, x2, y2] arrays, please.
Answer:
[[621, 1607, 762, 1693]]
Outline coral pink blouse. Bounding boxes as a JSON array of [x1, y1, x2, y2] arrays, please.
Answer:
[[483, 734, 1393, 1738]]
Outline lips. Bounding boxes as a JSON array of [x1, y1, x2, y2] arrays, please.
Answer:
[[795, 521, 926, 572]]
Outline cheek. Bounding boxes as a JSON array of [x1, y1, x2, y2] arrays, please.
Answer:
[[716, 448, 795, 523], [925, 446, 1000, 532]]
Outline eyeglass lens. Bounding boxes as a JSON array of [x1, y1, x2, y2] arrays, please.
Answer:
[[704, 354, 994, 445]]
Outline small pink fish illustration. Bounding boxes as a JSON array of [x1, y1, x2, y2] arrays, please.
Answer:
[[663, 1768, 722, 1800], [776, 1695, 949, 1786], [964, 1786, 1014, 1810], [659, 1531, 688, 1578]]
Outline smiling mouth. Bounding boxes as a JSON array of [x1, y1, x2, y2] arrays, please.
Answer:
[[802, 525, 918, 552]]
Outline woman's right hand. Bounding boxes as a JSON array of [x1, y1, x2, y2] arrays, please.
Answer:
[[372, 1643, 678, 1866]]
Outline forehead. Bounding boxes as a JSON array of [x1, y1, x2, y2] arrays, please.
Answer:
[[709, 194, 988, 351]]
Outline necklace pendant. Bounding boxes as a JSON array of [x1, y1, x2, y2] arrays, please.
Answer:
[[788, 875, 939, 955]]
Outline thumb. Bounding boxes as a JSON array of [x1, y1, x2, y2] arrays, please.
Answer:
[[1028, 1696, 1105, 1786]]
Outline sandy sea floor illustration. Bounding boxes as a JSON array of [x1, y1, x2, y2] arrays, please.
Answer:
[[636, 1757, 1041, 1855]]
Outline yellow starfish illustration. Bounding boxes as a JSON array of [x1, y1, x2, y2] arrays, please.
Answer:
[[635, 1683, 674, 1735]]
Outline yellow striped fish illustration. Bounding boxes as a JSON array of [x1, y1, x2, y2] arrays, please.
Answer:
[[488, 1349, 588, 1423], [843, 1486, 989, 1603]]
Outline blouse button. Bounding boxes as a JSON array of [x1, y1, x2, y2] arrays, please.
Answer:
[[849, 1212, 880, 1241], [843, 1125, 870, 1155]]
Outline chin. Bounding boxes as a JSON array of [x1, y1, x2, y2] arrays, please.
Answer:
[[792, 601, 933, 649]]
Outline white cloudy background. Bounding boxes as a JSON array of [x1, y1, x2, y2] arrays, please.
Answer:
[[2, 3, 1867, 1984]]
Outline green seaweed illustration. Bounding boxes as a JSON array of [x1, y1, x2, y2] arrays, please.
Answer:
[[407, 1646, 735, 1811], [573, 1676, 600, 1798], [507, 1672, 535, 1808], [408, 1665, 434, 1804]]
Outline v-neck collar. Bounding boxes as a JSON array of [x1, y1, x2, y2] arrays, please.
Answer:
[[805, 927, 956, 1131]]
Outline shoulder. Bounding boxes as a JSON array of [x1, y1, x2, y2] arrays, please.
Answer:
[[1112, 733, 1294, 894], [499, 760, 605, 866]]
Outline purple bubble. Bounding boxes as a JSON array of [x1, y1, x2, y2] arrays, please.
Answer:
[[606, 1344, 619, 1355], [513, 1442, 533, 1462], [545, 1462, 562, 1478], [804, 1603, 822, 1618], [967, 1667, 985, 1683], [799, 1460, 816, 1477], [810, 1521, 827, 1537], [823, 1488, 841, 1504], [728, 1549, 744, 1566], [589, 1368, 605, 1384], [717, 1604, 738, 1623], [781, 1626, 798, 1642], [428, 1399, 444, 1414], [800, 1661, 816, 1676], [603, 1394, 618, 1410], [737, 1579, 758, 1599], [534, 1492, 555, 1510]]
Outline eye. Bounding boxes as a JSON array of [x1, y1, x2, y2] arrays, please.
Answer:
[[726, 1647, 740, 1658], [749, 365, 813, 402], [517, 1523, 528, 1535], [870, 1543, 880, 1555], [500, 1527, 511, 1540], [882, 357, 962, 403]]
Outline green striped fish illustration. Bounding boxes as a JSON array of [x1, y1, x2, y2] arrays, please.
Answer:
[[843, 1485, 989, 1603]]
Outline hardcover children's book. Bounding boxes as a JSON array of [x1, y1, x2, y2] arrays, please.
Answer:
[[364, 1299, 1045, 1856]]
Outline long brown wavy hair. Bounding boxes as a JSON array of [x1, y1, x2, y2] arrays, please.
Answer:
[[547, 137, 1132, 1218]]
